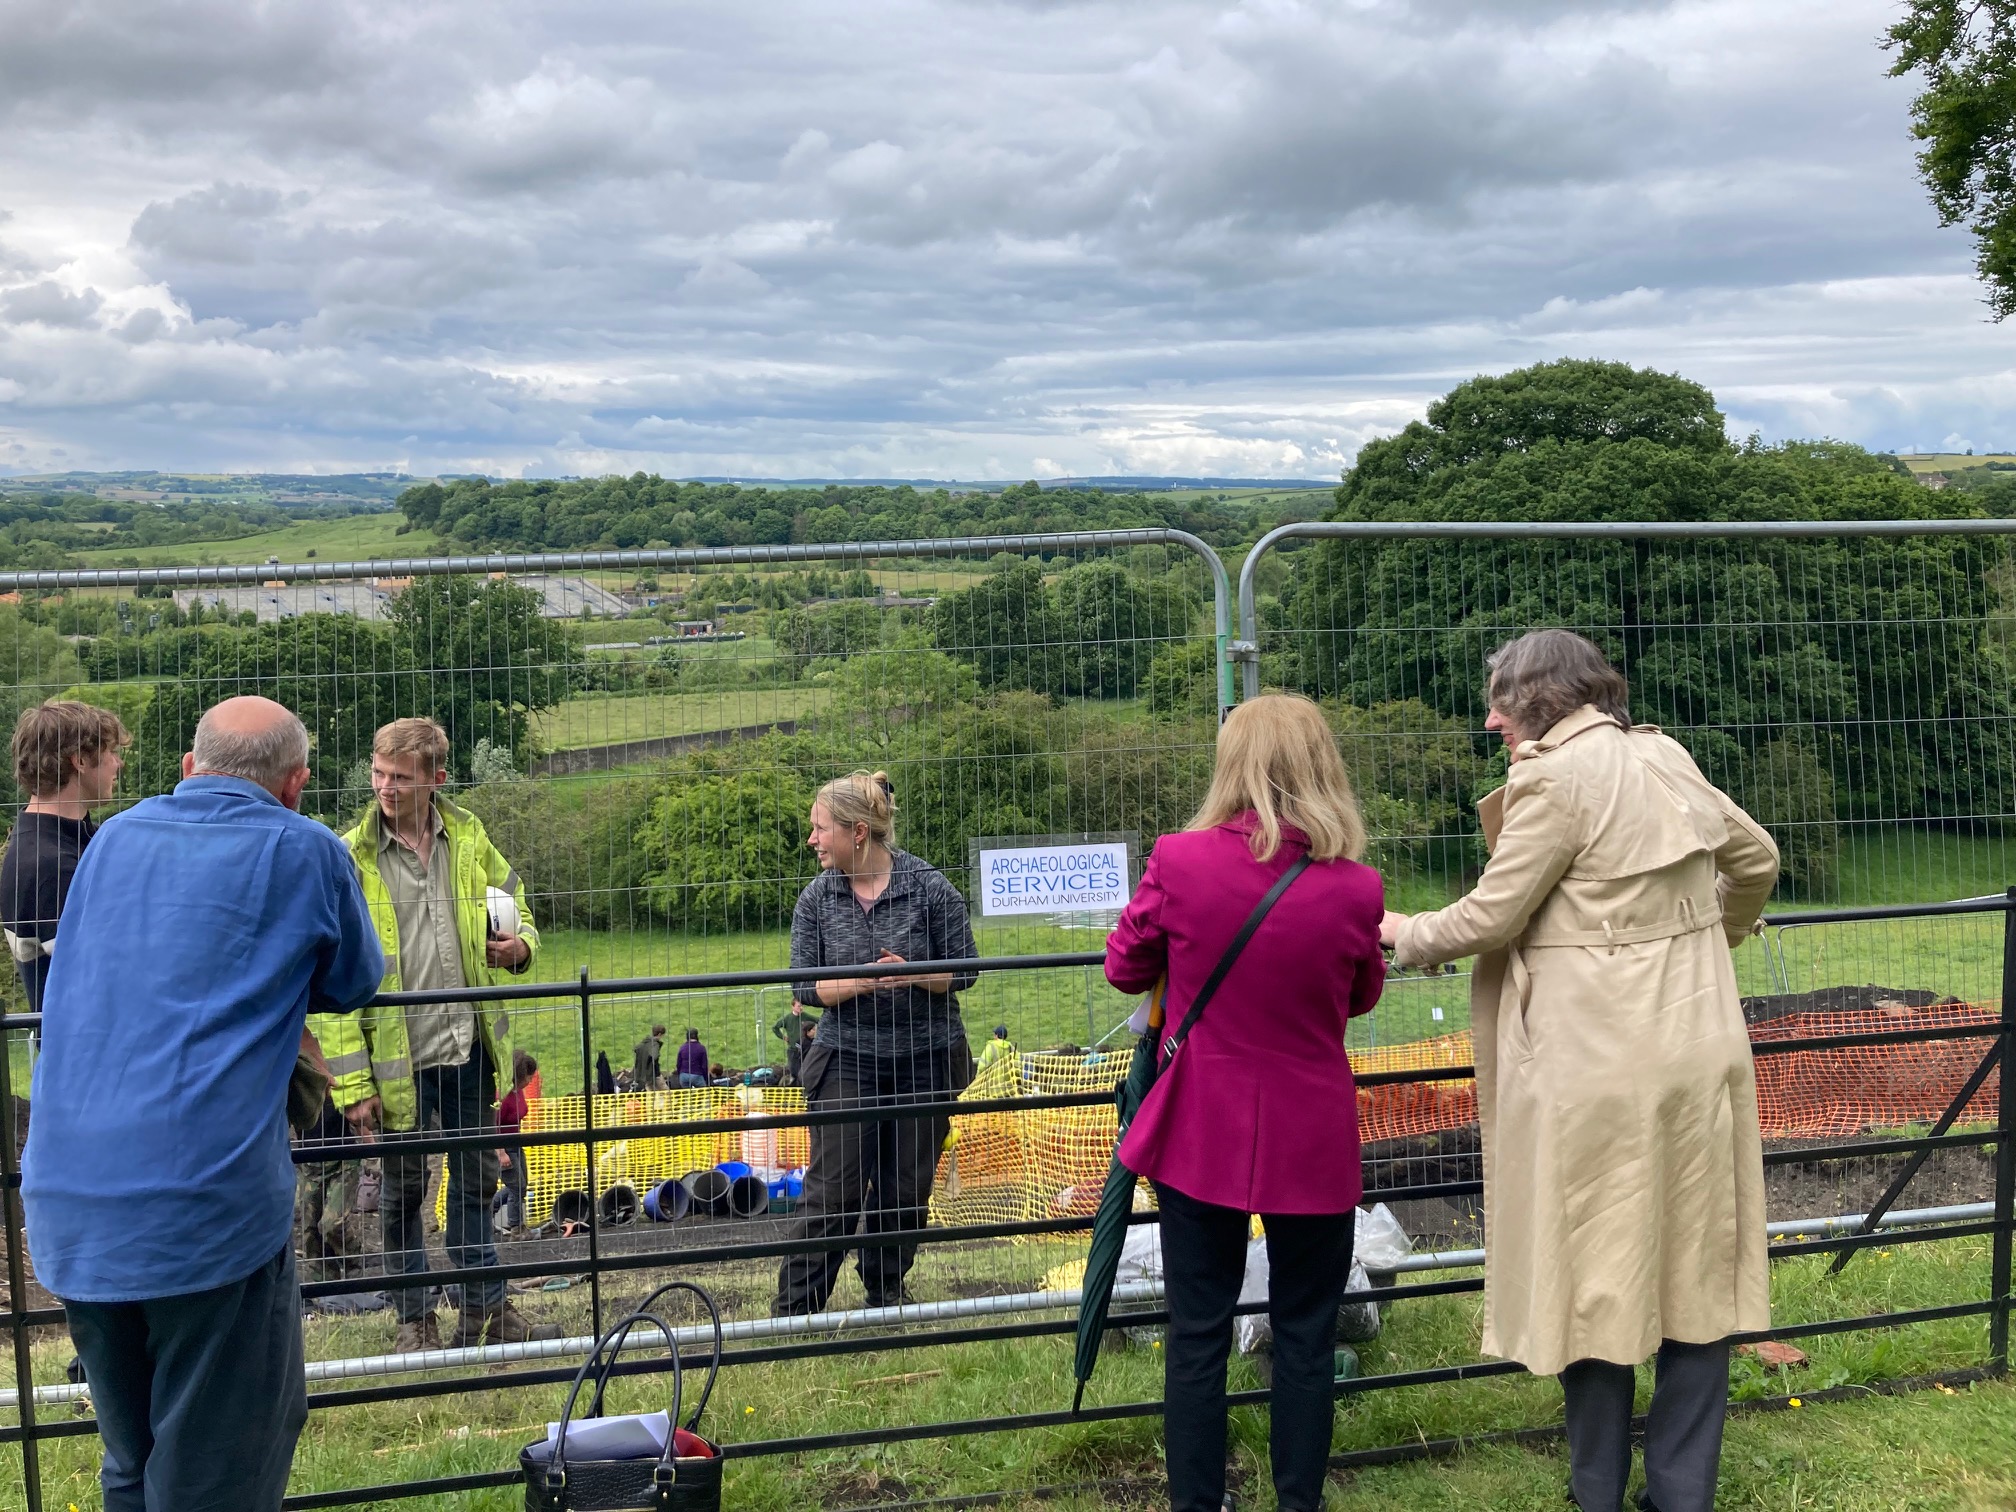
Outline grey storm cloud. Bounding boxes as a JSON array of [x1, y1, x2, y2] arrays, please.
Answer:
[[0, 0, 2002, 478]]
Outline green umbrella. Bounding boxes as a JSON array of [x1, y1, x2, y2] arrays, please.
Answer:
[[1070, 978, 1165, 1413]]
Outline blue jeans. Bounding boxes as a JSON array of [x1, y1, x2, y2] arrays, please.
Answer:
[[381, 1056, 504, 1320], [678, 1072, 707, 1088], [64, 1243, 307, 1512]]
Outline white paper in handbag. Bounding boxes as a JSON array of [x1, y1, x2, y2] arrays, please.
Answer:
[[544, 1409, 670, 1460]]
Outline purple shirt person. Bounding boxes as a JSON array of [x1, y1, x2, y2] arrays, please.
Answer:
[[674, 1030, 709, 1087]]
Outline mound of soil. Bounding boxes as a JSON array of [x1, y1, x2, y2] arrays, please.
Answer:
[[1740, 984, 1962, 1025]]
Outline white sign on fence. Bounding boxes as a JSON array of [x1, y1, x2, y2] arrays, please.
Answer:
[[977, 840, 1132, 916]]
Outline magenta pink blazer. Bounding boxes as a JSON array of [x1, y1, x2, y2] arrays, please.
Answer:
[[1106, 813, 1385, 1215]]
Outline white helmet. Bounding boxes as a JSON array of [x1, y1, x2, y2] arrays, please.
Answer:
[[486, 885, 521, 939]]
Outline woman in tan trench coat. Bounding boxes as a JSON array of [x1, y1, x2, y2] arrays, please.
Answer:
[[1379, 630, 1779, 1512]]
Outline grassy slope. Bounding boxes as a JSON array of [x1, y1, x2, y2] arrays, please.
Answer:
[[67, 511, 438, 567], [8, 1230, 2004, 1509], [531, 687, 818, 750], [1897, 453, 2016, 475], [508, 919, 1136, 1096]]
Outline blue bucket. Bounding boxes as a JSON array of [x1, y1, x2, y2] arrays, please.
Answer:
[[715, 1160, 752, 1181], [643, 1178, 691, 1222]]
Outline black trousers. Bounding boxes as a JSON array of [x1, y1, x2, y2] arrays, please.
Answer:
[[380, 1056, 504, 1320], [63, 1243, 308, 1512], [1154, 1182, 1355, 1512], [1561, 1338, 1731, 1512], [773, 1041, 963, 1313]]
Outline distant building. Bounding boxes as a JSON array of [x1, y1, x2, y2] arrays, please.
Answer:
[[172, 573, 631, 623]]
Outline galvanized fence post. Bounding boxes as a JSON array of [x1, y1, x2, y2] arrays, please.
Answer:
[[1992, 886, 2016, 1372], [579, 966, 604, 1347]]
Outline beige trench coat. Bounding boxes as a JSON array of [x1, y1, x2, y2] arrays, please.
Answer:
[[1392, 705, 1780, 1375]]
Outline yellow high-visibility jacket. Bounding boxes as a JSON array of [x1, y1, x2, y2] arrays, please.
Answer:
[[307, 796, 538, 1132]]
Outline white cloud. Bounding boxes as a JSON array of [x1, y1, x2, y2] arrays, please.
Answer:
[[0, 0, 1997, 477]]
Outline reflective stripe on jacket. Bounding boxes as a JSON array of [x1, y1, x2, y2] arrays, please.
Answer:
[[307, 796, 538, 1132]]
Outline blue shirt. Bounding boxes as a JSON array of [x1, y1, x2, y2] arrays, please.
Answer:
[[22, 776, 383, 1302]]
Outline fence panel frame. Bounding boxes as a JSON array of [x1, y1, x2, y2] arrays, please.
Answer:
[[3, 524, 2015, 1508]]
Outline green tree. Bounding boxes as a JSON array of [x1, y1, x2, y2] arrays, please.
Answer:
[[929, 561, 1067, 695], [775, 600, 890, 676], [387, 577, 574, 769], [1144, 640, 1220, 718], [641, 762, 820, 931], [0, 605, 84, 741], [132, 617, 414, 813], [819, 635, 981, 753], [1888, 3, 2016, 318], [1739, 735, 1842, 898], [1051, 561, 1200, 698], [880, 694, 1071, 873], [1327, 699, 1489, 872], [1288, 360, 2014, 867]]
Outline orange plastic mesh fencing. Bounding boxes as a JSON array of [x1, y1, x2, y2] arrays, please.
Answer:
[[926, 1005, 2003, 1233], [1749, 1000, 1999, 1138]]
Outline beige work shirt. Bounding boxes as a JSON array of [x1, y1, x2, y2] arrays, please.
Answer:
[[379, 801, 476, 1073]]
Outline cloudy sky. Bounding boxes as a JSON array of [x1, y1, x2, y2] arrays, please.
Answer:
[[0, 0, 2004, 481]]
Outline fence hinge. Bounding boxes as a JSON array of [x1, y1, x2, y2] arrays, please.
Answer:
[[1226, 640, 1259, 663]]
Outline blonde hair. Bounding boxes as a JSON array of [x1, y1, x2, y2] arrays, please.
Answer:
[[816, 770, 896, 848], [373, 716, 450, 772], [1188, 694, 1367, 862]]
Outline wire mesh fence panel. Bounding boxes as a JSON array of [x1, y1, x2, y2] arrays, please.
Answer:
[[1246, 522, 2016, 1274], [5, 524, 2016, 1511], [0, 534, 1231, 1512]]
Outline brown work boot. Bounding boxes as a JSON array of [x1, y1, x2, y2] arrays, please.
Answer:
[[392, 1314, 443, 1353], [451, 1301, 562, 1348]]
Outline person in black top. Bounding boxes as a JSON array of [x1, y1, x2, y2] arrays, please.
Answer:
[[1, 700, 130, 1017], [772, 770, 978, 1316]]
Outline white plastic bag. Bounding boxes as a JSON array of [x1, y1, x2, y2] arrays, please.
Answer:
[[1233, 1205, 1412, 1354], [1355, 1203, 1412, 1273], [1114, 1221, 1164, 1285]]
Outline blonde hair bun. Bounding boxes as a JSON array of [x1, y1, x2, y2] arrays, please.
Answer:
[[817, 770, 897, 846]]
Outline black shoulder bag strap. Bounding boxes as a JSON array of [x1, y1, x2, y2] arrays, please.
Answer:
[[1161, 852, 1313, 1062]]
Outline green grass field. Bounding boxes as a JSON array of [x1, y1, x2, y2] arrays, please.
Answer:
[[7, 1223, 2005, 1509], [532, 687, 817, 751], [68, 511, 439, 568], [504, 918, 1137, 1095], [1897, 452, 2016, 476]]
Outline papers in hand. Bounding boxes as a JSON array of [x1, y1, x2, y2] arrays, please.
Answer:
[[544, 1409, 670, 1460]]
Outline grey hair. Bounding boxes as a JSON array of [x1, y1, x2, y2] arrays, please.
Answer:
[[191, 705, 310, 789], [1485, 630, 1630, 739]]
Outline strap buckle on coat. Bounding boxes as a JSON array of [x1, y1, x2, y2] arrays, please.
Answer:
[[1522, 897, 1722, 951]]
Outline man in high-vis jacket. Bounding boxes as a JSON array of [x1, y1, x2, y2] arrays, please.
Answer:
[[309, 717, 557, 1352]]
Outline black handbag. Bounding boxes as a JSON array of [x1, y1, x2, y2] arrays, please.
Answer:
[[520, 1281, 725, 1512]]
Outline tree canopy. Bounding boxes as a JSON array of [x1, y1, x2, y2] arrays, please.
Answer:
[[1284, 360, 2012, 889], [1888, 1, 2016, 318], [395, 476, 1255, 552]]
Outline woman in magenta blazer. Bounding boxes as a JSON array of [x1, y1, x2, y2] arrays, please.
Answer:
[[1106, 693, 1386, 1512]]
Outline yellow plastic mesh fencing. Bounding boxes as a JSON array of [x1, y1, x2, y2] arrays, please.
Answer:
[[926, 1004, 2003, 1233], [435, 1086, 812, 1229], [431, 1004, 2000, 1231], [925, 1037, 1481, 1231]]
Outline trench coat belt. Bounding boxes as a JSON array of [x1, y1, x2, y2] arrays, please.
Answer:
[[1519, 896, 1722, 953]]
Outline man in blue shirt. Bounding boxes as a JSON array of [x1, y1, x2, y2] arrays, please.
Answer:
[[22, 696, 383, 1512]]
